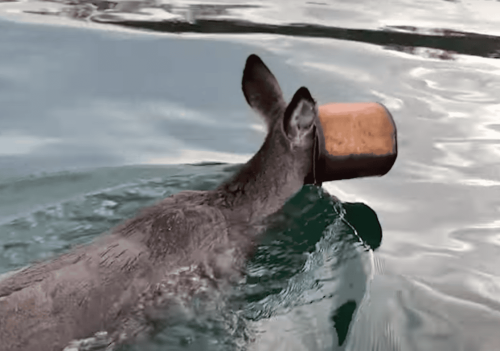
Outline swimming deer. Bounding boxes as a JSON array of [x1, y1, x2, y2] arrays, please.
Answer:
[[0, 54, 323, 351]]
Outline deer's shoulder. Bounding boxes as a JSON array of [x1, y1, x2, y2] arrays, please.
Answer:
[[117, 190, 230, 260]]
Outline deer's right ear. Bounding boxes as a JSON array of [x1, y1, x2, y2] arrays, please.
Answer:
[[242, 55, 286, 127], [283, 87, 317, 147]]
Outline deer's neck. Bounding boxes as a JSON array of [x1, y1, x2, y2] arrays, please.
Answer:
[[216, 137, 307, 225]]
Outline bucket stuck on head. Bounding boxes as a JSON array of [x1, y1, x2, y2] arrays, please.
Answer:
[[312, 102, 397, 183]]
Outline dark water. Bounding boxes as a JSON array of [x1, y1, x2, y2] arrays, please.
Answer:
[[1, 0, 500, 350]]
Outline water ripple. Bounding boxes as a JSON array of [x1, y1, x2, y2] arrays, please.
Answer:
[[0, 164, 231, 273], [2, 0, 500, 59]]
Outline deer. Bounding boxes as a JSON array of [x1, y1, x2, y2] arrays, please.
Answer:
[[0, 54, 325, 351]]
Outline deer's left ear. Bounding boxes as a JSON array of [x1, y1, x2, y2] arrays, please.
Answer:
[[283, 87, 318, 147], [242, 54, 286, 127]]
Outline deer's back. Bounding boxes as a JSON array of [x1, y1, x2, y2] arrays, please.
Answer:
[[0, 190, 240, 351]]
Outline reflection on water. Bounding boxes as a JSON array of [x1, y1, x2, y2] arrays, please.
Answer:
[[243, 191, 381, 351], [103, 19, 500, 60], [1, 0, 500, 60]]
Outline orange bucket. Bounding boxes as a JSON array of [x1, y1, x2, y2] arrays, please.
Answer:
[[316, 102, 397, 182]]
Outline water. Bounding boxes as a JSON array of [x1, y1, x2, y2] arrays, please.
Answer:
[[0, 0, 499, 350]]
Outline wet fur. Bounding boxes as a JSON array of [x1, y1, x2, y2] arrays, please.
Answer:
[[0, 55, 321, 351]]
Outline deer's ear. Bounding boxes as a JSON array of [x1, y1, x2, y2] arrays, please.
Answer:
[[283, 87, 317, 147], [242, 55, 286, 127]]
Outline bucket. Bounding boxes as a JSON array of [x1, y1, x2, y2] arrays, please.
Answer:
[[315, 102, 397, 182]]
